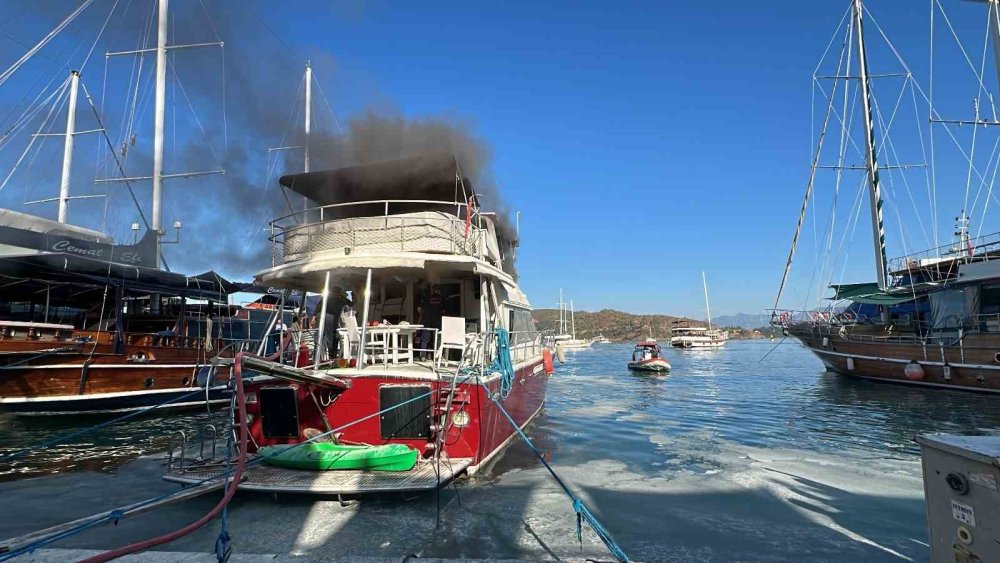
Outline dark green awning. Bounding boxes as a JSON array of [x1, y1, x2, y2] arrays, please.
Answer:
[[831, 283, 881, 300], [829, 282, 916, 305]]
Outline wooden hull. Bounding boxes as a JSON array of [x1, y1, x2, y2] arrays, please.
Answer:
[[787, 325, 1000, 393], [0, 337, 232, 414]]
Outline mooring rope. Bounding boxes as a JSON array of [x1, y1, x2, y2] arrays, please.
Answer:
[[485, 391, 630, 563], [490, 327, 515, 399]]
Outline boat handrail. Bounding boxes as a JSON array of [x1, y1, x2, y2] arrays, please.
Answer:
[[270, 198, 476, 231]]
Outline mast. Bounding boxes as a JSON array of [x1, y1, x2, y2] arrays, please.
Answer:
[[571, 300, 576, 339], [559, 288, 565, 334], [977, 0, 1000, 95], [703, 271, 713, 331], [151, 0, 168, 265], [853, 0, 889, 290], [57, 70, 79, 223], [303, 62, 312, 211]]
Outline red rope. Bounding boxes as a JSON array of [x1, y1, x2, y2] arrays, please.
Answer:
[[80, 351, 251, 563]]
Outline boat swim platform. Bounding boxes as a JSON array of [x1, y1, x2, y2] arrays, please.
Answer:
[[163, 456, 474, 495]]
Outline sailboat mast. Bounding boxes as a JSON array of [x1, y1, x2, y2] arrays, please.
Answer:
[[303, 62, 312, 211], [57, 70, 79, 224], [151, 0, 169, 266], [559, 288, 565, 334], [703, 271, 713, 331], [853, 0, 889, 290], [571, 300, 576, 339]]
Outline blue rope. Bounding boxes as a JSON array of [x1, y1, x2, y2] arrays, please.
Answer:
[[0, 388, 207, 463], [490, 327, 515, 400], [485, 391, 630, 563]]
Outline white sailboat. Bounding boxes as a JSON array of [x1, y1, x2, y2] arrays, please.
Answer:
[[553, 290, 593, 350], [670, 272, 727, 349]]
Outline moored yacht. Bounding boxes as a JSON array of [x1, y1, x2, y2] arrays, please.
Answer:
[[165, 154, 552, 494]]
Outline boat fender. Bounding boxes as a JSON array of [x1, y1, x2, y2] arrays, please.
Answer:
[[555, 343, 566, 364], [542, 348, 555, 374], [904, 361, 925, 381]]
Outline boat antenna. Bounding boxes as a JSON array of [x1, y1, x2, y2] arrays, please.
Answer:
[[703, 271, 713, 331]]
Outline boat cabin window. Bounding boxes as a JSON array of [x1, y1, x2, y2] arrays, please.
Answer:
[[980, 284, 1000, 316]]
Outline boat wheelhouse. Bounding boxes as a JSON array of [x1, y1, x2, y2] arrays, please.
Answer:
[[165, 154, 551, 494], [627, 340, 670, 372], [669, 325, 727, 349]]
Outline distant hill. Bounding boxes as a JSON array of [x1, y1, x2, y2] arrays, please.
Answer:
[[711, 312, 772, 329], [532, 308, 768, 342]]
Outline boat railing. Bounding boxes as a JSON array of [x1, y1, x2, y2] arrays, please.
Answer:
[[267, 199, 489, 266], [888, 231, 1000, 278]]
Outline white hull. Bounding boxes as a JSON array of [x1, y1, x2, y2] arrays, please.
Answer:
[[670, 337, 727, 349]]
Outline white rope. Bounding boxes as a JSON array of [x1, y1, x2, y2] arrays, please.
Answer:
[[0, 76, 70, 194], [80, 0, 121, 72], [313, 72, 344, 135], [167, 57, 224, 168], [0, 0, 95, 88]]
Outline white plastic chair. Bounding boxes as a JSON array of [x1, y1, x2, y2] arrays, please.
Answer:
[[342, 315, 361, 359], [435, 316, 467, 369]]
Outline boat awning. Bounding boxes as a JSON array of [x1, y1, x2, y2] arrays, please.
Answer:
[[0, 253, 247, 300], [278, 153, 474, 208], [829, 282, 916, 305]]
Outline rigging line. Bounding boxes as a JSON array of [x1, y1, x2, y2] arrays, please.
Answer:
[[0, 77, 70, 194], [117, 0, 156, 155], [197, 0, 223, 42], [774, 25, 849, 312], [166, 57, 225, 169], [0, 44, 69, 137], [313, 73, 345, 135], [812, 3, 854, 78], [909, 77, 936, 248], [0, 37, 84, 150], [0, 0, 95, 88], [803, 24, 854, 313], [932, 0, 996, 111], [80, 0, 121, 73], [0, 77, 66, 151], [81, 81, 150, 231], [870, 78, 931, 250], [22, 85, 71, 203], [977, 140, 1000, 238], [969, 136, 1000, 221], [833, 178, 869, 290]]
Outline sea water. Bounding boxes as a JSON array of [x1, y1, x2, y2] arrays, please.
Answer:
[[2, 340, 999, 561]]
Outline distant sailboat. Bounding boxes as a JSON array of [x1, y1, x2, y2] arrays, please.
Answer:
[[670, 272, 727, 349]]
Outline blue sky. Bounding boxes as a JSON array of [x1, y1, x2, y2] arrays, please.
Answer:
[[0, 1, 997, 318]]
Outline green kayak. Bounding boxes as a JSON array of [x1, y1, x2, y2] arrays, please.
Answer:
[[258, 442, 419, 472]]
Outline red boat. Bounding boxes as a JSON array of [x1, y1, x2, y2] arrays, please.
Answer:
[[165, 155, 552, 494], [627, 341, 671, 372]]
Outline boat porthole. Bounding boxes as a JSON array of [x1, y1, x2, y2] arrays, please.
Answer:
[[182, 376, 190, 386], [957, 526, 973, 545], [994, 352, 1000, 364], [144, 377, 155, 388]]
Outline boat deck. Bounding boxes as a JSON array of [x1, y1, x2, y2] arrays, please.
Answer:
[[163, 455, 473, 494]]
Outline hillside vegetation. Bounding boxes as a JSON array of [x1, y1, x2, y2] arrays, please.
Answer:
[[532, 308, 772, 342]]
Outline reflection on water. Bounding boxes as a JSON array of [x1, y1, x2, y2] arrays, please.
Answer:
[[5, 340, 1000, 483], [491, 340, 1000, 477], [0, 406, 228, 482]]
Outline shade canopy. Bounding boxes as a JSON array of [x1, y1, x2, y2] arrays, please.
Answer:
[[0, 253, 246, 300], [279, 153, 474, 208], [829, 282, 916, 305]]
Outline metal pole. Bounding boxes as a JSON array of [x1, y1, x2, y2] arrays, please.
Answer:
[[357, 269, 373, 366], [703, 271, 713, 331], [57, 70, 79, 223], [570, 300, 576, 340], [303, 62, 311, 213], [314, 272, 331, 370], [853, 0, 888, 291], [151, 0, 168, 266]]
